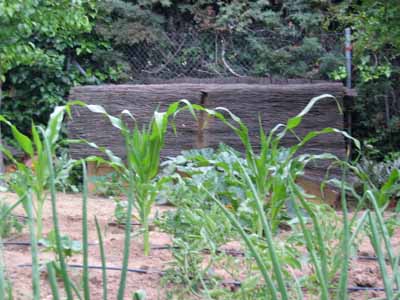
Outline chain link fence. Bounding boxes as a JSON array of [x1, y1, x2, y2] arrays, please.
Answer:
[[115, 29, 345, 83]]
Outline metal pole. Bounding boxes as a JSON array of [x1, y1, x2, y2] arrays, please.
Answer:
[[345, 28, 352, 89], [345, 28, 352, 157], [0, 81, 5, 187]]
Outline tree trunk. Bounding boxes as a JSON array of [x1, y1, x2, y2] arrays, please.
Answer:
[[0, 81, 5, 186]]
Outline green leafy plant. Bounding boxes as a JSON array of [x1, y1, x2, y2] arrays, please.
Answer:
[[39, 230, 82, 260], [329, 66, 347, 81], [74, 100, 198, 256], [132, 290, 146, 300], [0, 106, 70, 239], [91, 172, 124, 197], [0, 199, 24, 238], [0, 103, 176, 300]]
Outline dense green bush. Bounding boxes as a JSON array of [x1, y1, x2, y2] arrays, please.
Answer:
[[1, 0, 399, 159]]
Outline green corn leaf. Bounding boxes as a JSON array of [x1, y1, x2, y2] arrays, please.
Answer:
[[45, 106, 66, 147]]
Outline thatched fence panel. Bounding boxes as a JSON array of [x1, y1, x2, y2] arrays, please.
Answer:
[[68, 83, 345, 180]]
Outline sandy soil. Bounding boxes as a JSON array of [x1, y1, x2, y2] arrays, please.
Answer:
[[1, 191, 399, 300], [1, 192, 173, 300]]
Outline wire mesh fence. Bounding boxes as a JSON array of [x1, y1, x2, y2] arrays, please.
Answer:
[[116, 29, 345, 83]]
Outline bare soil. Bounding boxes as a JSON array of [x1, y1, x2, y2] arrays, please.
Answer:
[[1, 191, 399, 300]]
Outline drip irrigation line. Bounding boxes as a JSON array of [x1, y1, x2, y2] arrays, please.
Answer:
[[18, 263, 163, 275], [150, 246, 386, 262], [11, 214, 28, 220], [17, 263, 395, 293], [347, 286, 399, 292], [221, 280, 399, 293], [3, 241, 98, 246], [150, 245, 245, 256], [108, 221, 142, 226]]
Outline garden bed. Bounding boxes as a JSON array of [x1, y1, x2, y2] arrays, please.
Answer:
[[2, 191, 397, 300]]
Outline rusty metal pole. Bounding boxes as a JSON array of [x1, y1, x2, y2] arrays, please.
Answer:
[[345, 28, 353, 157], [0, 81, 5, 187], [345, 28, 352, 90]]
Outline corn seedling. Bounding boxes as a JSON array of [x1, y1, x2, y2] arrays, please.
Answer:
[[0, 106, 68, 239], [74, 100, 197, 256]]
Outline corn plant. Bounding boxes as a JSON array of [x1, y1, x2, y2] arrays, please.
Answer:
[[191, 95, 356, 234], [195, 95, 360, 299], [0, 106, 67, 239], [74, 100, 197, 256], [0, 150, 132, 300]]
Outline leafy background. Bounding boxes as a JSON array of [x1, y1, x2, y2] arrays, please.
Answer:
[[1, 0, 399, 158]]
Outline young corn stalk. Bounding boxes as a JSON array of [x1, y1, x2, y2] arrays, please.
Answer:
[[196, 94, 356, 234], [199, 95, 361, 299], [78, 101, 196, 256], [0, 107, 67, 239]]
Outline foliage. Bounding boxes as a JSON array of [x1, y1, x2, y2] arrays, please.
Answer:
[[91, 172, 123, 197], [0, 98, 400, 299], [0, 0, 93, 78], [0, 199, 24, 238], [74, 100, 197, 256], [54, 150, 81, 193], [39, 230, 82, 260], [98, 0, 344, 80], [357, 153, 400, 198], [0, 0, 126, 143], [0, 105, 71, 239], [158, 144, 247, 207], [330, 1, 400, 156], [0, 137, 141, 300], [113, 199, 130, 225], [132, 290, 146, 300]]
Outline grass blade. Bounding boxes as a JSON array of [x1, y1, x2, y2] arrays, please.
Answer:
[[24, 194, 40, 300], [367, 190, 400, 289], [337, 169, 349, 300], [237, 160, 289, 300], [203, 187, 279, 300], [41, 127, 73, 300], [82, 162, 90, 300], [0, 239, 6, 300], [117, 140, 135, 300], [288, 179, 329, 300], [95, 216, 108, 300], [46, 262, 60, 300], [367, 212, 393, 298]]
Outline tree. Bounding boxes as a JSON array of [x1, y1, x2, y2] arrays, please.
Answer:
[[0, 0, 94, 179], [332, 0, 400, 155]]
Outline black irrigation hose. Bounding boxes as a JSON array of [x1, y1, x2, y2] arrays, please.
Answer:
[[17, 263, 395, 293], [347, 287, 398, 292], [357, 255, 382, 261], [108, 221, 142, 226], [3, 241, 98, 246], [151, 246, 387, 262], [18, 263, 162, 275], [150, 245, 245, 256]]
